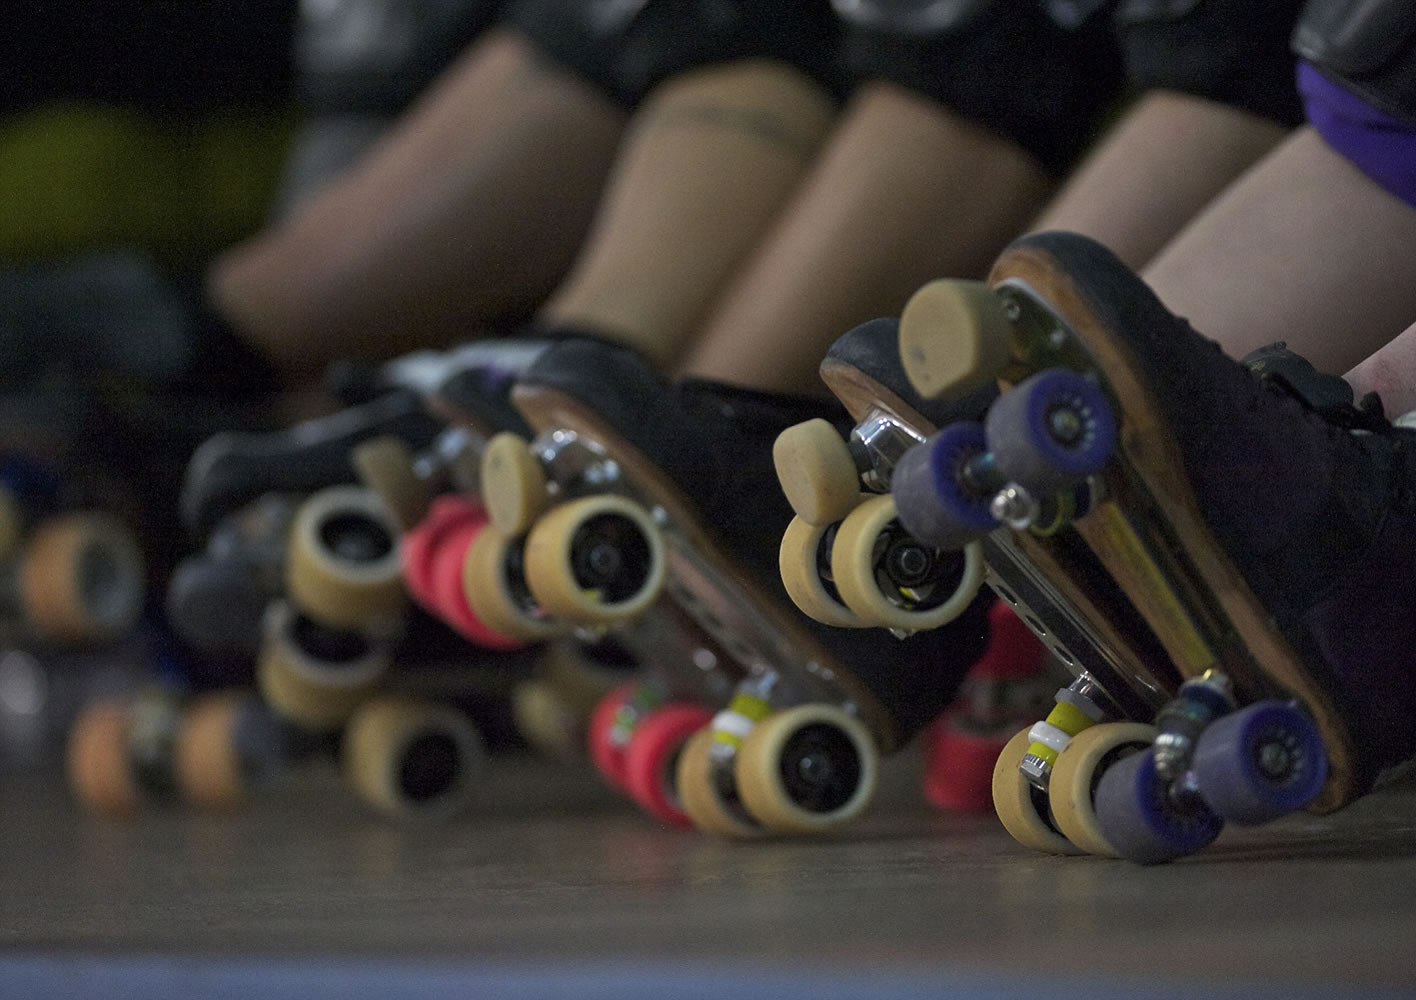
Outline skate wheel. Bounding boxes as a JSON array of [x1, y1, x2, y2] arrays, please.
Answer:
[[971, 598, 1049, 681], [922, 717, 1008, 814], [286, 485, 405, 632], [622, 703, 714, 828], [523, 495, 665, 625], [423, 508, 525, 650], [0, 486, 22, 560], [985, 368, 1116, 496], [173, 692, 257, 810], [343, 696, 484, 820], [1190, 701, 1328, 825], [1048, 721, 1156, 857], [676, 728, 765, 839], [510, 679, 584, 760], [352, 434, 431, 532], [480, 432, 549, 536], [1094, 748, 1224, 864], [67, 700, 142, 816], [462, 525, 564, 641], [257, 600, 390, 731], [20, 512, 144, 645], [899, 279, 1013, 401], [892, 424, 998, 551], [991, 728, 1083, 855], [736, 703, 878, 835], [541, 636, 640, 714], [830, 494, 985, 632], [586, 683, 641, 791], [779, 515, 868, 629], [772, 419, 860, 526]]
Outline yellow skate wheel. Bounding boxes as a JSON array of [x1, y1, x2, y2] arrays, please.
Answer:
[[481, 432, 549, 536], [20, 512, 144, 645], [829, 494, 985, 632], [736, 703, 878, 835], [1048, 721, 1156, 858], [779, 515, 868, 628], [773, 419, 860, 526], [540, 636, 639, 715], [510, 678, 583, 760], [173, 692, 254, 810], [257, 600, 390, 731], [462, 526, 564, 641], [0, 486, 22, 560], [286, 485, 406, 632], [343, 696, 484, 820], [675, 728, 764, 839], [352, 434, 432, 533], [991, 727, 1083, 855], [523, 495, 665, 625], [899, 279, 1013, 401], [67, 699, 142, 816]]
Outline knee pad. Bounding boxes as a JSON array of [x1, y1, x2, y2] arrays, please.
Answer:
[[1293, 0, 1416, 126], [839, 0, 1125, 176], [296, 0, 504, 116], [502, 0, 848, 109], [1114, 0, 1307, 125]]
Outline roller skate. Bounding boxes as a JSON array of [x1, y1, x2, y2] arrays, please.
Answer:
[[473, 337, 996, 837], [887, 230, 1415, 863]]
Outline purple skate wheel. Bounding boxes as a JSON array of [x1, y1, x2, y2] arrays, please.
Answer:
[[986, 368, 1116, 496], [1094, 748, 1223, 865], [893, 423, 998, 551], [1191, 701, 1328, 825]]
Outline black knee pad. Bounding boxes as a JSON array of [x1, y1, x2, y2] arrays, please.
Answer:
[[1114, 0, 1307, 125], [838, 0, 1126, 176], [296, 0, 505, 116], [501, 0, 849, 109], [1293, 0, 1416, 125]]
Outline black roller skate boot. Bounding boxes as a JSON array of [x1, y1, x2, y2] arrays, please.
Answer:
[[891, 230, 1416, 862], [477, 336, 995, 836]]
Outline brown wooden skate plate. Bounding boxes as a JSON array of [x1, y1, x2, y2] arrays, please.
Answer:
[[992, 244, 1357, 812], [510, 383, 900, 751]]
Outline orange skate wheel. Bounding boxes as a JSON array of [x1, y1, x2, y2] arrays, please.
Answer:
[[991, 727, 1084, 855], [829, 495, 985, 632], [462, 526, 564, 641], [480, 432, 549, 536], [523, 495, 665, 625], [173, 691, 277, 810], [257, 600, 390, 731], [343, 696, 484, 820], [676, 728, 764, 839], [779, 515, 868, 628], [1049, 721, 1156, 858], [67, 699, 142, 816], [735, 703, 878, 835], [352, 434, 432, 532], [286, 485, 405, 632], [772, 419, 860, 526], [899, 279, 1013, 401], [20, 512, 144, 645]]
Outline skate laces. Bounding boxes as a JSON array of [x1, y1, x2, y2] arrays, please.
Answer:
[[1241, 342, 1390, 433]]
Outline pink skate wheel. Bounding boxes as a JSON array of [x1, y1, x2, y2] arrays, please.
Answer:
[[403, 495, 478, 609], [588, 683, 643, 792], [405, 496, 524, 651], [923, 716, 1008, 814], [622, 703, 713, 828], [971, 599, 1047, 681]]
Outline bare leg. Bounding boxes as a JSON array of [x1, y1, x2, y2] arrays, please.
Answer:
[[678, 81, 1052, 394], [1033, 91, 1290, 270], [1143, 128, 1416, 376], [1347, 319, 1416, 417], [538, 60, 837, 371], [209, 29, 628, 382]]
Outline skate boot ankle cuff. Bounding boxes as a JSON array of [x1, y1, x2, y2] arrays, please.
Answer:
[[677, 377, 851, 431], [1241, 342, 1389, 431]]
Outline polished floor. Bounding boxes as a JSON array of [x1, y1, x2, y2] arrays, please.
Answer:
[[3, 750, 1415, 999]]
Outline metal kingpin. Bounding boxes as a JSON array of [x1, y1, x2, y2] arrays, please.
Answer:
[[990, 484, 1039, 530]]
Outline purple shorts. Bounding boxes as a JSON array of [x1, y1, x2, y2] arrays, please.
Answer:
[[1299, 60, 1416, 210]]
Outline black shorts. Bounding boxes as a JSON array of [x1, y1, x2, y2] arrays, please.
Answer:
[[841, 2, 1126, 177], [500, 0, 849, 109], [1114, 0, 1307, 126]]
